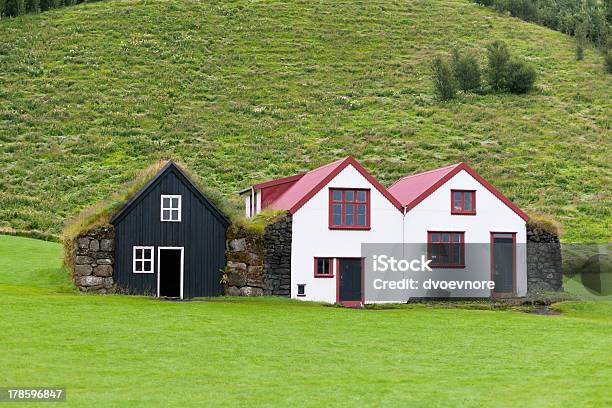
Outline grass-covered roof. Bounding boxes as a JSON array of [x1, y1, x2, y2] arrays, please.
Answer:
[[62, 160, 236, 243]]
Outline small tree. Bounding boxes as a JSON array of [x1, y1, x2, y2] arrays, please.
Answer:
[[505, 59, 537, 93], [451, 49, 481, 91], [431, 55, 457, 100], [486, 40, 511, 90]]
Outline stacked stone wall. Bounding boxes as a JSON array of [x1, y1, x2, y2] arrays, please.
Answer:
[[71, 226, 115, 293], [225, 213, 292, 296]]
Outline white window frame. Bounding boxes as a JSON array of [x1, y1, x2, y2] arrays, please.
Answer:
[[133, 246, 154, 274], [161, 194, 182, 222]]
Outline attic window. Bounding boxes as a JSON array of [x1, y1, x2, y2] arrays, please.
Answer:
[[161, 195, 182, 222], [133, 246, 154, 274], [451, 190, 475, 215], [329, 189, 370, 230]]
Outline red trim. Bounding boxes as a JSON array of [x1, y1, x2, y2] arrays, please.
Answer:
[[399, 162, 528, 222], [253, 173, 305, 190], [289, 156, 404, 214], [328, 188, 371, 230], [450, 190, 476, 215], [314, 257, 334, 278], [335, 258, 365, 307], [490, 232, 517, 297], [427, 231, 465, 268]]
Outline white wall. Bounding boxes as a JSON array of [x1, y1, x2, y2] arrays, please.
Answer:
[[290, 164, 404, 302], [290, 167, 527, 303], [403, 169, 527, 296], [244, 195, 251, 218]]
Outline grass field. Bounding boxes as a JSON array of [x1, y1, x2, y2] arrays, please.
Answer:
[[0, 0, 610, 242], [1, 234, 611, 406]]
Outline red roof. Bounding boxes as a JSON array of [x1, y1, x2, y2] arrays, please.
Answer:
[[253, 156, 404, 214], [388, 163, 462, 209], [388, 162, 528, 221]]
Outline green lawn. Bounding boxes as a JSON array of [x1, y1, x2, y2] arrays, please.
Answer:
[[0, 0, 610, 242], [1, 234, 611, 407]]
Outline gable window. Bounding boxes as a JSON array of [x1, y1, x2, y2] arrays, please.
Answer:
[[133, 246, 154, 274], [161, 195, 182, 222], [314, 257, 333, 278], [329, 189, 370, 229], [427, 232, 465, 268], [297, 284, 306, 297], [451, 190, 476, 215]]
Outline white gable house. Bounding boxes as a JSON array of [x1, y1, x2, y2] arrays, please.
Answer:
[[241, 157, 529, 305]]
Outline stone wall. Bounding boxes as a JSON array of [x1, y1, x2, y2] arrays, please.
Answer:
[[527, 224, 563, 293], [262, 213, 292, 296], [71, 225, 116, 293], [225, 213, 292, 296]]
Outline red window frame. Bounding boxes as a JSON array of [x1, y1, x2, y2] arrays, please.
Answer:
[[451, 190, 476, 215], [314, 257, 334, 278], [328, 188, 371, 230], [427, 231, 465, 268]]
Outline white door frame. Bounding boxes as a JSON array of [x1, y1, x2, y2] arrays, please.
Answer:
[[157, 247, 184, 299]]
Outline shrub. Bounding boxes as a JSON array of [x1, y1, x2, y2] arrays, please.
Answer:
[[4, 0, 26, 16], [505, 59, 537, 93], [575, 22, 587, 60], [451, 49, 481, 91], [605, 41, 612, 73], [431, 55, 456, 100], [486, 40, 511, 90]]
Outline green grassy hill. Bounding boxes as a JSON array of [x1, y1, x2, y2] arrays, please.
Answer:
[[0, 0, 610, 241]]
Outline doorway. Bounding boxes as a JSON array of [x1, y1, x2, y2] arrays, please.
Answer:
[[337, 258, 363, 306], [491, 233, 515, 296], [158, 247, 184, 299]]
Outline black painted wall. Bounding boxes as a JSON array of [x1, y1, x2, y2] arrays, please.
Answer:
[[112, 163, 229, 298]]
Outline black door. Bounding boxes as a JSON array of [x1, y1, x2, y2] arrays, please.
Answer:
[[492, 234, 514, 293], [159, 249, 182, 298], [339, 259, 362, 302]]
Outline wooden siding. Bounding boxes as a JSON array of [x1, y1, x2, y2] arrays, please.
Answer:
[[113, 166, 227, 298]]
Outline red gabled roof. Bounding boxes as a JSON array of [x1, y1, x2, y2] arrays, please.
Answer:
[[261, 156, 403, 214], [388, 162, 529, 221]]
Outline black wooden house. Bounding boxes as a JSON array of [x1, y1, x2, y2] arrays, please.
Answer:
[[110, 161, 229, 298]]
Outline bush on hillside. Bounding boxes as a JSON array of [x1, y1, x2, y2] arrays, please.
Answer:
[[605, 42, 612, 73], [474, 0, 611, 47], [486, 40, 511, 90], [575, 22, 587, 60], [431, 55, 457, 100], [451, 49, 482, 91], [4, 0, 26, 16], [505, 59, 537, 93]]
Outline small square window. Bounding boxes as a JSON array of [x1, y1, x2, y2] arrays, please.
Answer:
[[297, 284, 306, 297], [451, 190, 476, 215], [161, 195, 182, 222], [315, 258, 333, 277], [133, 246, 154, 274]]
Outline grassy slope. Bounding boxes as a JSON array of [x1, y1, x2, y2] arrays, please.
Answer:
[[0, 0, 610, 241], [1, 236, 612, 407]]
